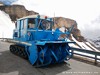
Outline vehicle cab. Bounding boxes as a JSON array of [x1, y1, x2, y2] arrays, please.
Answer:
[[13, 15, 53, 41]]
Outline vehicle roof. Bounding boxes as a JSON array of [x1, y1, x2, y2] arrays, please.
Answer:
[[17, 15, 52, 21]]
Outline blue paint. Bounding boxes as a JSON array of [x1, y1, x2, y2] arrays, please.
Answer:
[[12, 15, 75, 67]]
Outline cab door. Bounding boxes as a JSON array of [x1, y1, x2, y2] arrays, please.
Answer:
[[20, 19, 28, 41], [17, 20, 21, 38], [13, 20, 21, 39]]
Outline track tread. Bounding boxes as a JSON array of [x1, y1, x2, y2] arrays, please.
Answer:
[[10, 45, 28, 59]]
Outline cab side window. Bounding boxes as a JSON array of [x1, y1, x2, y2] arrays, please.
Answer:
[[20, 19, 27, 30], [28, 18, 35, 29], [16, 20, 21, 30], [21, 20, 24, 29]]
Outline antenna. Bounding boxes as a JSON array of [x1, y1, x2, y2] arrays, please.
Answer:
[[52, 12, 55, 34], [53, 12, 55, 26]]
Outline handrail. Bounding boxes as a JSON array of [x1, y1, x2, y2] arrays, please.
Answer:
[[70, 47, 100, 64]]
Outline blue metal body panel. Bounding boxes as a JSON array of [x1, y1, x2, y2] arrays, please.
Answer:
[[12, 15, 75, 67]]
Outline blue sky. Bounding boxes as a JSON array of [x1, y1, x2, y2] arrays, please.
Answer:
[[0, 0, 17, 5]]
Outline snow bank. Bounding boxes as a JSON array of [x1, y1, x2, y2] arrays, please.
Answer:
[[71, 34, 92, 50], [0, 10, 15, 38], [86, 42, 99, 52]]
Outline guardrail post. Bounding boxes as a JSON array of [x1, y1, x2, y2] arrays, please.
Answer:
[[95, 55, 97, 65], [71, 50, 74, 57]]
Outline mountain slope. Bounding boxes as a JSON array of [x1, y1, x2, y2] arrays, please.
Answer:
[[71, 34, 99, 52], [0, 5, 38, 21], [54, 17, 85, 42], [87, 38, 100, 49]]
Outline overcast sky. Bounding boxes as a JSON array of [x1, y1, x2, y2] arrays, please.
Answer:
[[12, 0, 100, 39], [0, 0, 100, 39]]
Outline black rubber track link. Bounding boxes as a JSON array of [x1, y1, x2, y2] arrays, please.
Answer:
[[10, 45, 28, 59]]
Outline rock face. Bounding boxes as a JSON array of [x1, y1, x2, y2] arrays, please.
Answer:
[[54, 17, 77, 28], [54, 17, 85, 41], [0, 5, 84, 41], [0, 5, 38, 21]]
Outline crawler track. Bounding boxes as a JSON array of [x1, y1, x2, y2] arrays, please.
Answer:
[[10, 45, 28, 59]]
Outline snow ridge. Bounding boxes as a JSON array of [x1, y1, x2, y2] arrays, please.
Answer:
[[71, 34, 99, 52]]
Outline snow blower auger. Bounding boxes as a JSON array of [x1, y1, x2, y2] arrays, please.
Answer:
[[9, 15, 75, 67]]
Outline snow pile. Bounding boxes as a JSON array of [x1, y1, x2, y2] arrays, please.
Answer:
[[0, 10, 15, 38], [87, 39, 100, 48], [85, 42, 99, 52], [70, 35, 100, 52], [71, 34, 91, 50], [71, 34, 99, 51]]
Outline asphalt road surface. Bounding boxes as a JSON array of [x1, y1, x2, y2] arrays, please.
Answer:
[[0, 41, 100, 75]]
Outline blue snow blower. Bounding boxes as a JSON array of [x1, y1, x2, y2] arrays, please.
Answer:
[[9, 15, 75, 67]]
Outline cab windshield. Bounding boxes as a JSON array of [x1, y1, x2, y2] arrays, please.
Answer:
[[38, 19, 53, 30], [28, 18, 35, 29]]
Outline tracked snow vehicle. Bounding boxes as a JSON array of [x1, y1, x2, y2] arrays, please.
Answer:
[[9, 15, 74, 67]]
